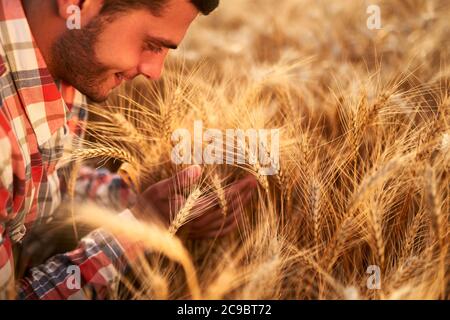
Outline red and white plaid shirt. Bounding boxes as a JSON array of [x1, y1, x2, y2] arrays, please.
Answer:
[[0, 0, 136, 299]]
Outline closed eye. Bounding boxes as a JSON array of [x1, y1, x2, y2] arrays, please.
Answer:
[[143, 41, 163, 54], [143, 36, 179, 53]]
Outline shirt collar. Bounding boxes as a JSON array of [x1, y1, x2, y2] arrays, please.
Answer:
[[0, 0, 69, 146]]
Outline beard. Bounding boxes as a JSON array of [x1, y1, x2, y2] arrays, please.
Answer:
[[49, 17, 112, 103]]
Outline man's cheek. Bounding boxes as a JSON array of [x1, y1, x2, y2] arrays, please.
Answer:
[[103, 45, 143, 73]]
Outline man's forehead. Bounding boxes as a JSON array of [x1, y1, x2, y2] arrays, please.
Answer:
[[142, 1, 199, 44]]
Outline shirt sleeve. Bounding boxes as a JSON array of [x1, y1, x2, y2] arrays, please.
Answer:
[[17, 211, 140, 300], [59, 84, 137, 213], [16, 162, 141, 299], [61, 166, 137, 212], [0, 125, 15, 299], [0, 124, 12, 228]]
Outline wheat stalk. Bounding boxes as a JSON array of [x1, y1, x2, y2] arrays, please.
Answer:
[[369, 202, 386, 269], [111, 113, 150, 153], [169, 188, 203, 234], [424, 165, 444, 244], [309, 178, 321, 256], [64, 0, 450, 300], [211, 173, 227, 216]]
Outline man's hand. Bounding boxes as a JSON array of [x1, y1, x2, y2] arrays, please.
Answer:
[[131, 165, 258, 239]]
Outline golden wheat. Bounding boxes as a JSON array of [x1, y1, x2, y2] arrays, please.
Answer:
[[54, 0, 450, 300]]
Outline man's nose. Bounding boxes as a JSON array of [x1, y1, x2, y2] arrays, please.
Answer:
[[138, 51, 167, 80]]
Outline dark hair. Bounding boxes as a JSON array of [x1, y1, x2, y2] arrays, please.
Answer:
[[190, 0, 219, 15], [100, 0, 219, 16]]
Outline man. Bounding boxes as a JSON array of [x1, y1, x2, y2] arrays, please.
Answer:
[[0, 0, 257, 299]]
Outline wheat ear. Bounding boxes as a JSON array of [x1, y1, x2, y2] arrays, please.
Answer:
[[111, 113, 149, 153], [212, 173, 227, 216], [169, 188, 203, 234], [310, 179, 321, 257], [73, 147, 140, 170], [369, 203, 386, 269]]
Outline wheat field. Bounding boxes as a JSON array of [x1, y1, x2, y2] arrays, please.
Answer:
[[67, 0, 449, 299]]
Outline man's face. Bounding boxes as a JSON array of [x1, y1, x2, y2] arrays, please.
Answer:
[[51, 0, 198, 102]]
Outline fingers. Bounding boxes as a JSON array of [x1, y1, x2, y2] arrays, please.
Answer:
[[168, 194, 185, 217], [186, 188, 253, 239], [190, 208, 235, 233], [174, 165, 202, 190], [190, 175, 256, 228], [146, 172, 257, 240], [213, 219, 242, 238], [189, 215, 241, 239], [205, 205, 244, 231], [224, 175, 258, 201], [157, 165, 203, 196], [191, 174, 255, 215], [190, 187, 253, 229], [227, 184, 255, 212]]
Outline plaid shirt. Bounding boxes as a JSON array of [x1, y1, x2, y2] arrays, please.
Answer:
[[0, 0, 136, 299]]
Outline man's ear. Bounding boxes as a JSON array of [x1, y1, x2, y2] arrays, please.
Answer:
[[56, 0, 105, 27]]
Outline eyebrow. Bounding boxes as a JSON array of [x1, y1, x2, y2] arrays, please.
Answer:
[[145, 36, 179, 50]]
